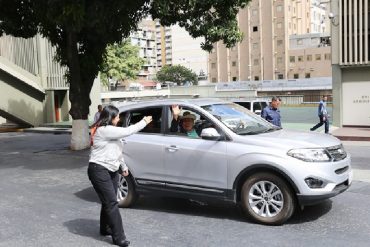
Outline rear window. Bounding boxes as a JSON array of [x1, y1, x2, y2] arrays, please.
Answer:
[[234, 101, 251, 110]]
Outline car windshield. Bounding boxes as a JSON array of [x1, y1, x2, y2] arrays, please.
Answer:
[[201, 103, 280, 135]]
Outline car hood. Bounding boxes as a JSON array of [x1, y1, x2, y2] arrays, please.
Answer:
[[235, 129, 341, 150]]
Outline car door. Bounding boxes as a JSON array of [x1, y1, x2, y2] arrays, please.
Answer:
[[120, 106, 166, 185], [163, 105, 228, 193]]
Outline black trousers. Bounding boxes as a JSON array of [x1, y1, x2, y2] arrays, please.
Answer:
[[311, 115, 329, 134], [88, 162, 126, 242]]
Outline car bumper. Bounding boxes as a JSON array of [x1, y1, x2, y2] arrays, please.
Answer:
[[293, 156, 353, 206], [297, 176, 351, 205]]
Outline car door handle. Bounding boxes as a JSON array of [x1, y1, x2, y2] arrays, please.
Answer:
[[166, 145, 179, 152]]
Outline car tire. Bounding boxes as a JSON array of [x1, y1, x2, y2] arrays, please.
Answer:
[[241, 172, 295, 225], [117, 174, 138, 208]]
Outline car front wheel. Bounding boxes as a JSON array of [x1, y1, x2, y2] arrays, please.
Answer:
[[117, 174, 138, 208], [241, 172, 295, 225]]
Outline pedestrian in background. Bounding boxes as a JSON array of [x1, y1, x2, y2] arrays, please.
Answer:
[[88, 105, 152, 247], [93, 104, 103, 125], [310, 95, 329, 134], [261, 96, 282, 127]]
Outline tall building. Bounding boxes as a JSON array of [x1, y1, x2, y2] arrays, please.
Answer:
[[130, 19, 157, 81], [155, 23, 208, 80], [209, 0, 332, 82], [155, 22, 172, 69]]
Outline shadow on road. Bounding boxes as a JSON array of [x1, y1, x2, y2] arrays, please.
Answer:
[[63, 218, 111, 244], [74, 186, 100, 204], [288, 200, 333, 224], [130, 196, 251, 223], [125, 196, 333, 225]]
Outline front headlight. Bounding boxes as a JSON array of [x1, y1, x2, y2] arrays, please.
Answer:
[[287, 148, 331, 162]]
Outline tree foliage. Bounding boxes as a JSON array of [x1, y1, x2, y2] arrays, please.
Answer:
[[0, 0, 251, 149], [100, 40, 145, 86], [157, 65, 198, 86]]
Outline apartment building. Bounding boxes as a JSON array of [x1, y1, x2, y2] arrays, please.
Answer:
[[130, 19, 157, 81], [155, 21, 172, 69], [209, 0, 331, 82], [288, 33, 331, 79]]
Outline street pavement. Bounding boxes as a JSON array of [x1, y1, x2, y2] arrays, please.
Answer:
[[0, 132, 369, 247]]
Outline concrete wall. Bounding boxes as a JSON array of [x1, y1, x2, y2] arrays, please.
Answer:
[[0, 70, 45, 126]]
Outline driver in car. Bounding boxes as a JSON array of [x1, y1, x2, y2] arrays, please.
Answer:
[[170, 105, 199, 138]]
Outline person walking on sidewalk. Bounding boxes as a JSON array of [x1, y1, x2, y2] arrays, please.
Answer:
[[310, 95, 329, 134], [93, 104, 103, 126], [261, 96, 282, 127], [88, 105, 152, 247]]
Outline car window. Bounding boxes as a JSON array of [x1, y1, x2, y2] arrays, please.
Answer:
[[235, 101, 251, 110], [202, 103, 276, 135], [167, 105, 201, 137], [253, 102, 262, 111], [119, 107, 163, 134]]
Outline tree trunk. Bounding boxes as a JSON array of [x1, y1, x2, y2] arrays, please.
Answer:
[[66, 30, 93, 150]]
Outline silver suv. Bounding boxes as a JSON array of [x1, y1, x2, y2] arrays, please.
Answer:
[[116, 99, 352, 225]]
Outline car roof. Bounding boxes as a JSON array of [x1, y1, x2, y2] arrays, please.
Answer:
[[116, 98, 229, 111]]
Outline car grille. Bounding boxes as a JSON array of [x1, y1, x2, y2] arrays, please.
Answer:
[[326, 145, 347, 161]]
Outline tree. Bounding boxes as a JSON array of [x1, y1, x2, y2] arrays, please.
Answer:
[[157, 65, 198, 86], [100, 39, 145, 87], [0, 0, 250, 150]]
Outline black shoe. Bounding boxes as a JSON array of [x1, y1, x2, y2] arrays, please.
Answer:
[[100, 228, 112, 236], [113, 239, 130, 247]]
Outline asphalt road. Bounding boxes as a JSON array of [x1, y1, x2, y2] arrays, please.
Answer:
[[0, 132, 369, 247]]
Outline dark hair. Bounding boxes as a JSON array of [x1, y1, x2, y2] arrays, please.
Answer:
[[271, 96, 280, 102], [96, 105, 119, 127]]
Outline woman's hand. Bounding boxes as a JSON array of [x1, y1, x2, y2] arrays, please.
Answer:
[[122, 170, 129, 177], [143, 116, 152, 124]]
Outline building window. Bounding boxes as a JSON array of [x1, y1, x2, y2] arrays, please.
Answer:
[[325, 53, 331, 60], [211, 63, 216, 69], [253, 26, 258, 32], [253, 59, 259, 65], [307, 55, 312, 61], [298, 56, 303, 62], [294, 73, 299, 79], [232, 61, 237, 67], [290, 56, 295, 63], [277, 40, 283, 46], [232, 77, 237, 81], [212, 78, 217, 82], [315, 54, 321, 61], [278, 74, 284, 79], [253, 43, 258, 49], [277, 57, 283, 64], [254, 76, 259, 81], [305, 73, 311, 78], [277, 5, 283, 12]]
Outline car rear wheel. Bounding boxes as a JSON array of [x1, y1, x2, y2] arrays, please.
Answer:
[[241, 172, 295, 225], [117, 174, 138, 208]]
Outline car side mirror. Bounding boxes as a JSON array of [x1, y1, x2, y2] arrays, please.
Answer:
[[254, 110, 262, 115], [200, 128, 221, 140]]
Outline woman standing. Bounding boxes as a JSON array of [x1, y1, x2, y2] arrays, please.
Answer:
[[88, 105, 152, 247]]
